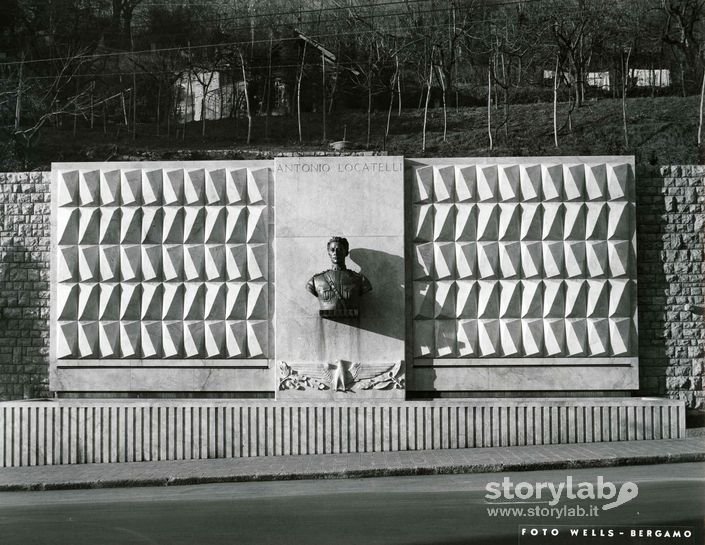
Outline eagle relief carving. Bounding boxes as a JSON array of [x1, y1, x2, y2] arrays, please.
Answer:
[[279, 360, 404, 392]]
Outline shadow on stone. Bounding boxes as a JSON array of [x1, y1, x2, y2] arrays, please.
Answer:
[[0, 242, 49, 400], [348, 247, 405, 341], [635, 166, 670, 402]]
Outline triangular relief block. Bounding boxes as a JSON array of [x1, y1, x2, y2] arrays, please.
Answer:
[[433, 166, 455, 203], [246, 320, 268, 358]]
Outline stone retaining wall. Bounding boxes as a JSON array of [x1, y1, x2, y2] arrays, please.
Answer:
[[1, 166, 703, 407], [0, 172, 51, 400], [636, 166, 705, 410], [0, 398, 686, 467]]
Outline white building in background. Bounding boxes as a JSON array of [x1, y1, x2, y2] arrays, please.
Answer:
[[543, 70, 611, 90], [587, 71, 610, 90], [174, 70, 235, 122], [630, 68, 671, 88], [544, 68, 671, 92]]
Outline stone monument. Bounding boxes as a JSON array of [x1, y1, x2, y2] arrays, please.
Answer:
[[0, 154, 679, 471], [274, 156, 406, 400]]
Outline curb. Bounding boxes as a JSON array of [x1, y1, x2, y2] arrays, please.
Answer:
[[2, 451, 704, 492]]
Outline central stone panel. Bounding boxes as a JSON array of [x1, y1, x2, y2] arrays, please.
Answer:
[[274, 157, 405, 399]]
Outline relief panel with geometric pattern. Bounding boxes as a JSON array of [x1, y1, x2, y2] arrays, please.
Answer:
[[53, 165, 270, 361], [409, 161, 637, 361]]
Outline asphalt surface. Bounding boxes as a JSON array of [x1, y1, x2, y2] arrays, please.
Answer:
[[0, 462, 702, 545]]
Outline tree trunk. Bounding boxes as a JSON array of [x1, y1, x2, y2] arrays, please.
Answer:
[[385, 72, 395, 148], [623, 47, 631, 149], [201, 87, 207, 137], [185, 43, 192, 141], [422, 59, 433, 152], [501, 52, 508, 140], [297, 42, 307, 144], [132, 34, 137, 140], [328, 43, 341, 115], [14, 54, 23, 130], [111, 0, 122, 45], [396, 55, 402, 116], [451, 2, 457, 114], [132, 71, 137, 140], [553, 55, 559, 148], [487, 64, 493, 151], [321, 52, 326, 142], [699, 68, 705, 146], [219, 85, 224, 119], [366, 73, 372, 148], [240, 51, 252, 145], [265, 33, 273, 140], [366, 44, 374, 149], [200, 71, 215, 137], [493, 54, 499, 111], [156, 82, 161, 137], [121, 92, 128, 127], [90, 81, 94, 130], [184, 73, 191, 141], [578, 31, 585, 106], [166, 88, 171, 137], [436, 65, 447, 142], [386, 56, 400, 140]]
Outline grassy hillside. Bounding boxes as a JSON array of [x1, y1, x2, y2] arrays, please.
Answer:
[[13, 95, 703, 170], [387, 95, 701, 165]]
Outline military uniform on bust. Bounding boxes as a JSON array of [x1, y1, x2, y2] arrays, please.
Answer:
[[306, 236, 372, 318]]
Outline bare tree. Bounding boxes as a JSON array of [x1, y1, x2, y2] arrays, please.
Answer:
[[297, 41, 307, 144], [541, 0, 609, 108], [435, 55, 448, 142], [699, 68, 705, 145], [422, 49, 434, 151], [111, 0, 143, 47], [660, 0, 705, 91], [622, 46, 631, 148], [487, 64, 493, 151], [349, 36, 383, 149], [385, 53, 401, 144], [239, 50, 252, 144], [2, 49, 94, 167], [553, 54, 559, 148]]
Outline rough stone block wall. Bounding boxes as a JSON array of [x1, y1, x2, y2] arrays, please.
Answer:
[[0, 172, 51, 400], [637, 166, 705, 410]]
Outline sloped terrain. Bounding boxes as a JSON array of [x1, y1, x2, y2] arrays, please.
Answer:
[[12, 95, 702, 170]]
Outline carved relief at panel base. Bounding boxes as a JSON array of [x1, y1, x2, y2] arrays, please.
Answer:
[[277, 360, 405, 400]]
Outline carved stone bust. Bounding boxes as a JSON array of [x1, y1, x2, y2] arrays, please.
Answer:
[[306, 236, 372, 317]]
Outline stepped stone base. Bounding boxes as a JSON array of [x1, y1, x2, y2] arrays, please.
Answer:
[[0, 398, 684, 468]]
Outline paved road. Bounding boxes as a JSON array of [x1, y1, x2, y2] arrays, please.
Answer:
[[0, 463, 702, 545]]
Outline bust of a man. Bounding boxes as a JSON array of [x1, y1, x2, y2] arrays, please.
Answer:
[[306, 236, 372, 317]]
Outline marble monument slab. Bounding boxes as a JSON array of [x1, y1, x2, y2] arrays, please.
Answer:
[[274, 156, 405, 400]]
